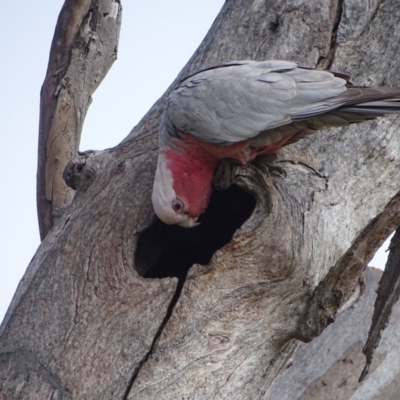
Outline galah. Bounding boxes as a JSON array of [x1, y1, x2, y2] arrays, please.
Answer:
[[152, 60, 400, 227]]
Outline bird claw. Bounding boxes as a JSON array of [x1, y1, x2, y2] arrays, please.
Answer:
[[213, 159, 244, 191], [252, 155, 287, 178], [267, 164, 287, 178]]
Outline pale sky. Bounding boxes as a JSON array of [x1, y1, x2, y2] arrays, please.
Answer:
[[0, 1, 392, 324]]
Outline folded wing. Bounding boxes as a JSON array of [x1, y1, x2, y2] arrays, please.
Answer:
[[165, 60, 400, 145]]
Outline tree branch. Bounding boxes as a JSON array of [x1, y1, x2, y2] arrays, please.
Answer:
[[37, 0, 121, 239], [361, 227, 400, 381]]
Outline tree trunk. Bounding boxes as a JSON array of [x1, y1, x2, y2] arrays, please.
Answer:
[[267, 267, 400, 400], [2, 0, 400, 399]]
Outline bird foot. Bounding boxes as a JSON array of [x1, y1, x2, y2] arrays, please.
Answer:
[[252, 155, 287, 178], [213, 159, 244, 191]]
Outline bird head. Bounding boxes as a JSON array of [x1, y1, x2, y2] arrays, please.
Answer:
[[152, 153, 201, 227]]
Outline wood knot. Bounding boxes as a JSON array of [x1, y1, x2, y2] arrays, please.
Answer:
[[63, 151, 98, 191]]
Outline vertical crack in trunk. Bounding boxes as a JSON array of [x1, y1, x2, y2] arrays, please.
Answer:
[[126, 184, 256, 397], [316, 0, 344, 70], [122, 275, 186, 399]]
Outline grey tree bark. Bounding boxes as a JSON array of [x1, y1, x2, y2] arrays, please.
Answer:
[[1, 0, 400, 399], [37, 0, 121, 240], [267, 266, 400, 400]]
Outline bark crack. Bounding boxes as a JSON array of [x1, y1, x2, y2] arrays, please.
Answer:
[[122, 277, 185, 399], [316, 0, 344, 70]]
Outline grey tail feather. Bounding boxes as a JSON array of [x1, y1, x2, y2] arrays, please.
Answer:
[[339, 86, 400, 115]]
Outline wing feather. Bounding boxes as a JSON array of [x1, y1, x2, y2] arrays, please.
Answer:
[[164, 60, 400, 145]]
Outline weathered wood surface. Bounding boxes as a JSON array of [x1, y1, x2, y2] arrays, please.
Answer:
[[37, 0, 122, 239], [362, 228, 400, 381], [2, 0, 400, 399], [267, 267, 400, 400]]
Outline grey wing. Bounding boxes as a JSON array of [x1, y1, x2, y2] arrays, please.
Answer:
[[165, 60, 348, 144]]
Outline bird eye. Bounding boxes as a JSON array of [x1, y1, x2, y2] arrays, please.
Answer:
[[171, 198, 184, 214]]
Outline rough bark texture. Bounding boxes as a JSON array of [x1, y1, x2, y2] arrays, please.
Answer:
[[361, 228, 400, 381], [267, 267, 400, 400], [2, 0, 400, 399], [37, 0, 122, 239]]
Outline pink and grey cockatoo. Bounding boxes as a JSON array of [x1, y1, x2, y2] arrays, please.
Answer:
[[152, 60, 400, 227]]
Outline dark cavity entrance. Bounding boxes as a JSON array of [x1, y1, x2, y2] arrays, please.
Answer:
[[135, 185, 256, 279]]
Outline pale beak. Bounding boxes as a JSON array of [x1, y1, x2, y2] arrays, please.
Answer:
[[178, 216, 200, 228]]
